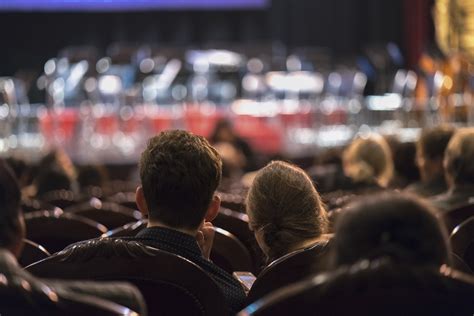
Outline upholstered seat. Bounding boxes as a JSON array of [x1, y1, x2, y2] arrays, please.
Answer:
[[239, 259, 474, 316], [40, 189, 78, 209], [18, 239, 51, 267], [106, 191, 138, 210], [65, 198, 142, 229], [247, 240, 330, 303], [451, 216, 474, 271], [21, 198, 59, 213], [24, 210, 107, 253], [212, 227, 254, 273], [441, 203, 474, 233], [213, 207, 265, 273], [0, 272, 137, 315], [27, 238, 228, 316]]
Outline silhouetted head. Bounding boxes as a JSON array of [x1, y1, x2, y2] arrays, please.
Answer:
[[417, 125, 455, 182], [34, 166, 72, 198], [331, 193, 451, 268], [343, 135, 394, 187], [444, 128, 474, 187], [77, 165, 108, 190]]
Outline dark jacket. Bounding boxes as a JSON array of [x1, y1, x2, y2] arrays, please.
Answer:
[[431, 185, 474, 212], [129, 226, 247, 314], [405, 175, 448, 198]]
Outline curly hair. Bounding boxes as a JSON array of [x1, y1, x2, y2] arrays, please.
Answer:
[[139, 130, 222, 229]]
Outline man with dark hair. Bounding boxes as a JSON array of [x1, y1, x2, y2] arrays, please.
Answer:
[[134, 130, 246, 313], [331, 192, 451, 268], [406, 126, 455, 197], [0, 160, 146, 313], [432, 128, 474, 211]]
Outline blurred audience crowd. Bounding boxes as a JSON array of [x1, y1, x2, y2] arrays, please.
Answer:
[[2, 121, 474, 315]]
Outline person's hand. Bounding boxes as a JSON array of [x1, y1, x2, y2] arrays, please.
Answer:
[[196, 221, 215, 260]]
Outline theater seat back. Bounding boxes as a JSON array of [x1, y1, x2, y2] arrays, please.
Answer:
[[213, 208, 265, 274], [0, 273, 136, 315], [26, 238, 227, 316], [247, 240, 330, 303], [451, 216, 474, 271], [24, 210, 107, 253], [65, 198, 142, 229], [19, 239, 51, 267], [240, 259, 474, 316], [442, 203, 474, 233]]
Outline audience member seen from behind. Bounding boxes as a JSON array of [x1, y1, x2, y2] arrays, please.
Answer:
[[34, 166, 73, 198], [243, 193, 474, 316], [246, 161, 329, 263], [343, 135, 393, 189], [76, 164, 109, 197], [0, 160, 146, 314], [330, 193, 451, 269], [406, 126, 455, 197], [210, 119, 256, 172], [134, 130, 246, 314], [29, 149, 78, 198], [325, 135, 393, 209], [384, 136, 420, 188], [432, 128, 474, 212]]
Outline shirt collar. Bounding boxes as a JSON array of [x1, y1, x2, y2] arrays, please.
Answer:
[[136, 226, 202, 257]]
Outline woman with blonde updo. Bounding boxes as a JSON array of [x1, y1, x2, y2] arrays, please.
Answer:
[[324, 135, 394, 210], [342, 135, 394, 188]]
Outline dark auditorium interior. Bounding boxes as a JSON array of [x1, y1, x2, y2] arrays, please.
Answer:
[[2, 0, 474, 315]]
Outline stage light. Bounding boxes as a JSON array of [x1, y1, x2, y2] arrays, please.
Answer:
[[98, 75, 122, 95]]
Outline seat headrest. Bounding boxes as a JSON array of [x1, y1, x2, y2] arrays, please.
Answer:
[[57, 238, 159, 262]]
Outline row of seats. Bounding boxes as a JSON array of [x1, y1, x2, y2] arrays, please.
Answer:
[[21, 216, 474, 315], [22, 189, 474, 274], [19, 184, 474, 315], [21, 203, 264, 272]]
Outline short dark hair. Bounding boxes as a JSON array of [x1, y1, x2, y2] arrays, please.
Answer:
[[0, 160, 22, 248], [139, 130, 222, 229], [418, 125, 455, 161], [331, 193, 451, 268]]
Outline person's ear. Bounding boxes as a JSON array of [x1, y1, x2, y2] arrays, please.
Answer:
[[204, 195, 221, 222], [136, 186, 149, 218]]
